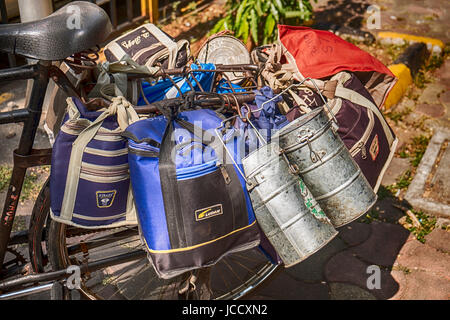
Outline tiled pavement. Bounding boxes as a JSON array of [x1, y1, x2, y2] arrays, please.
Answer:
[[245, 219, 450, 300]]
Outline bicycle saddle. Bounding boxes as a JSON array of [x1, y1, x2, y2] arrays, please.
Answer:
[[0, 1, 112, 61]]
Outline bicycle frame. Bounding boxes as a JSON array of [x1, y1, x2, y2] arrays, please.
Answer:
[[0, 61, 51, 270]]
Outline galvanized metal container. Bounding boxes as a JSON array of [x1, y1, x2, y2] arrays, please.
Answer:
[[243, 143, 338, 267], [196, 35, 251, 84], [274, 107, 377, 227]]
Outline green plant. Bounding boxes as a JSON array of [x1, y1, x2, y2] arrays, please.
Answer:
[[21, 169, 39, 202], [404, 210, 436, 243], [186, 1, 197, 12], [360, 208, 381, 224], [0, 166, 12, 192], [386, 169, 413, 194], [410, 135, 430, 167], [0, 165, 44, 202], [211, 0, 315, 46], [396, 134, 431, 167], [385, 106, 412, 124], [384, 43, 408, 63]]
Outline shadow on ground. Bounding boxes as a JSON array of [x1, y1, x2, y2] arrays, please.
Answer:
[[244, 196, 412, 300], [313, 0, 370, 29]]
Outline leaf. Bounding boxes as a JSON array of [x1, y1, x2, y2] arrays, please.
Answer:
[[210, 18, 226, 35], [242, 20, 249, 45], [284, 10, 304, 19], [264, 13, 276, 38], [261, 0, 271, 12], [270, 2, 280, 22], [237, 11, 249, 38], [235, 0, 248, 29], [237, 8, 250, 36], [273, 0, 285, 15], [255, 0, 263, 16], [301, 0, 314, 12], [223, 15, 232, 30], [250, 8, 259, 45]]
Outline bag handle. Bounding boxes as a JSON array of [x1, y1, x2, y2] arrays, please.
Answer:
[[59, 96, 139, 221], [333, 85, 395, 145]]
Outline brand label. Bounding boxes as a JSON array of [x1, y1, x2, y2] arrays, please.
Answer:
[[195, 204, 223, 221], [96, 190, 117, 208], [120, 28, 153, 50], [369, 134, 379, 161]]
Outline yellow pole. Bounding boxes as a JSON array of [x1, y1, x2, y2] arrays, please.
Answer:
[[141, 0, 148, 17], [148, 0, 159, 24]]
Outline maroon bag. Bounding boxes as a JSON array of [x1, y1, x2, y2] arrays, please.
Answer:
[[286, 71, 397, 192]]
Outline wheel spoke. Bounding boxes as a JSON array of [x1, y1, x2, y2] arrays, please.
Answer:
[[49, 219, 277, 300]]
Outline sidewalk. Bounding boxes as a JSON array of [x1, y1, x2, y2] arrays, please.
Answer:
[[244, 0, 450, 300], [245, 219, 449, 300]]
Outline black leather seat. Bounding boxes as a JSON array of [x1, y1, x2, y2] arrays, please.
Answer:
[[0, 1, 112, 61]]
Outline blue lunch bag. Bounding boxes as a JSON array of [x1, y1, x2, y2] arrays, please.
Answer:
[[124, 108, 261, 279], [50, 96, 139, 228]]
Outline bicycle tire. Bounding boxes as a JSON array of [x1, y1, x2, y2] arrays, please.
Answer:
[[28, 178, 51, 273], [41, 185, 280, 300]]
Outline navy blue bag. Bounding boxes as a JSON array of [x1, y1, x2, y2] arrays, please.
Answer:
[[50, 96, 139, 228], [124, 108, 261, 279]]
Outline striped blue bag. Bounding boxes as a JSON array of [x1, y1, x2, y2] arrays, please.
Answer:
[[50, 95, 140, 228]]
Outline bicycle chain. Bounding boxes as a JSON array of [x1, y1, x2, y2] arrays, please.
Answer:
[[65, 226, 123, 238]]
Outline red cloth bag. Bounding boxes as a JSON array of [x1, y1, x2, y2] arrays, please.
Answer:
[[277, 25, 397, 109]]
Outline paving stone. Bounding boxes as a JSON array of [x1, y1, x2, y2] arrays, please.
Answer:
[[349, 222, 410, 267], [405, 129, 450, 217], [418, 83, 446, 105], [403, 112, 426, 127], [424, 228, 450, 253], [393, 128, 416, 152], [284, 236, 347, 282], [337, 221, 371, 247], [381, 157, 411, 186], [392, 270, 450, 300], [439, 90, 450, 108], [388, 270, 409, 300], [434, 59, 450, 83], [426, 141, 450, 205], [247, 271, 330, 300], [415, 103, 446, 118], [329, 282, 377, 300], [395, 238, 450, 277], [324, 250, 400, 300]]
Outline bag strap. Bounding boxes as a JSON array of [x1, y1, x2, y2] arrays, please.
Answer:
[[157, 104, 233, 248], [145, 24, 179, 69], [60, 96, 139, 221], [107, 55, 161, 76], [158, 108, 188, 248], [333, 85, 395, 146]]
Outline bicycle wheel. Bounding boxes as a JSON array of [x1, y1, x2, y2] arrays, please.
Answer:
[[42, 189, 280, 300], [28, 178, 51, 273]]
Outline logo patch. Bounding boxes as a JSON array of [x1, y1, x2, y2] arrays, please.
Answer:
[[195, 204, 223, 221], [96, 190, 117, 208], [369, 135, 379, 161]]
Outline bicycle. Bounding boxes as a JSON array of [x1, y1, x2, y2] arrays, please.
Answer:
[[0, 1, 280, 300]]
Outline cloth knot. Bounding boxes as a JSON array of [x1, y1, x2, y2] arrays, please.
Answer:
[[110, 96, 132, 115]]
